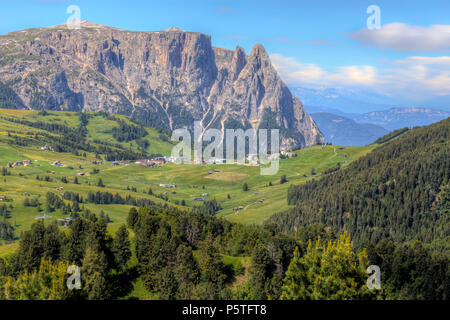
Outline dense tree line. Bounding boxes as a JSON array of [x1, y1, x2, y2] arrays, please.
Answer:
[[112, 119, 147, 142], [365, 238, 449, 300], [192, 199, 222, 216], [0, 221, 14, 241], [0, 203, 447, 299], [130, 206, 297, 299], [268, 119, 450, 247], [0, 204, 298, 300], [0, 215, 131, 299]]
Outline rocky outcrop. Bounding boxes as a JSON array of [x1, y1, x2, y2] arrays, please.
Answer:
[[0, 21, 323, 148]]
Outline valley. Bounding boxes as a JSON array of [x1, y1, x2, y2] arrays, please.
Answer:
[[0, 109, 372, 246]]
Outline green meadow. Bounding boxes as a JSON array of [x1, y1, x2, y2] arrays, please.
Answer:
[[0, 109, 374, 247]]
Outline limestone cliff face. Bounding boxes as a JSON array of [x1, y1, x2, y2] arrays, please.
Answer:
[[0, 21, 323, 148]]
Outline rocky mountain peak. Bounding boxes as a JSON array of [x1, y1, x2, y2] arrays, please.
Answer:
[[0, 22, 323, 149], [250, 43, 269, 58], [165, 26, 185, 32]]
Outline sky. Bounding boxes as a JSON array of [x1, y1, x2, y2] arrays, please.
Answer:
[[0, 0, 449, 106]]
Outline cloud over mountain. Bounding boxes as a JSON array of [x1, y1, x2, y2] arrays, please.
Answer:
[[270, 53, 450, 103]]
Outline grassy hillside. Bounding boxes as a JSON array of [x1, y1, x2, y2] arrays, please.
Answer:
[[268, 118, 450, 248]]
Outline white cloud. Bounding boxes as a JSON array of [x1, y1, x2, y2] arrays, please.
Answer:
[[270, 53, 377, 87], [270, 53, 450, 101], [350, 23, 450, 52]]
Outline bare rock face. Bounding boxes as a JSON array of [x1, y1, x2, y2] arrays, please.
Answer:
[[0, 21, 323, 148]]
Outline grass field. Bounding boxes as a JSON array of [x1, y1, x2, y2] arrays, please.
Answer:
[[0, 109, 376, 250], [0, 109, 378, 298]]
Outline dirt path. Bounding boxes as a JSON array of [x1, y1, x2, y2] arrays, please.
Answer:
[[331, 147, 337, 158]]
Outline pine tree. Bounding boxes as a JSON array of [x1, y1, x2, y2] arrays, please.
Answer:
[[127, 207, 139, 229], [281, 234, 373, 300], [81, 247, 109, 300], [112, 225, 131, 271], [97, 178, 105, 188]]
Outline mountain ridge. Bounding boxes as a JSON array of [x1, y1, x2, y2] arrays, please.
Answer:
[[310, 112, 388, 146], [0, 21, 323, 149]]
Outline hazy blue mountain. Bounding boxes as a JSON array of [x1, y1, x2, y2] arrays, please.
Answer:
[[295, 88, 449, 134], [304, 105, 357, 117], [311, 112, 388, 146], [290, 87, 403, 114], [351, 107, 450, 131]]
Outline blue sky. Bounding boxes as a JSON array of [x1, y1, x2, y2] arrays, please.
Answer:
[[1, 0, 449, 104]]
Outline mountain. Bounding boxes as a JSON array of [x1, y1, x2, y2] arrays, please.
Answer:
[[0, 21, 322, 149], [310, 112, 388, 146], [306, 104, 449, 143], [290, 86, 402, 114], [304, 105, 357, 117], [351, 107, 450, 131]]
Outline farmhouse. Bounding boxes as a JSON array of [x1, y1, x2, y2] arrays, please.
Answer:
[[91, 160, 103, 165], [35, 214, 52, 220], [246, 154, 258, 164], [281, 150, 296, 158], [191, 197, 204, 201], [12, 161, 23, 167], [77, 172, 85, 176], [58, 217, 73, 228], [152, 159, 165, 166], [0, 196, 5, 201], [111, 161, 120, 166], [135, 160, 154, 167], [160, 184, 176, 188], [51, 161, 62, 167]]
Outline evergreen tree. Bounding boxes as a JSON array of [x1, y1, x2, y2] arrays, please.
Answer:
[[281, 234, 372, 300], [112, 225, 131, 271], [97, 178, 105, 188], [126, 207, 139, 229], [81, 247, 109, 300]]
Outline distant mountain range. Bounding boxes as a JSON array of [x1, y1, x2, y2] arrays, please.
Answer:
[[306, 105, 449, 145], [294, 86, 449, 146], [291, 86, 450, 113], [350, 107, 450, 131], [290, 87, 404, 114], [310, 112, 388, 146]]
